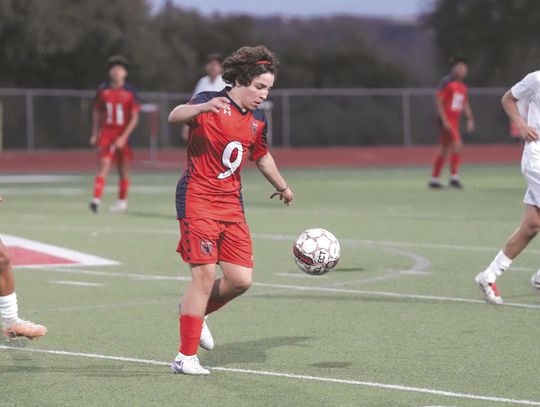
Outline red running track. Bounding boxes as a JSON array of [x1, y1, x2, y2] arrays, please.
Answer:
[[0, 144, 524, 173]]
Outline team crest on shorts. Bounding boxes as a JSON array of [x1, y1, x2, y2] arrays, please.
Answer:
[[200, 240, 214, 256], [251, 121, 259, 135]]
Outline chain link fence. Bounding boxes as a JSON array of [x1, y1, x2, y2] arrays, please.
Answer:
[[0, 87, 513, 151]]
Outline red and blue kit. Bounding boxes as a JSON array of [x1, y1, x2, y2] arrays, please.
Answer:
[[436, 75, 468, 145], [176, 88, 269, 268], [93, 82, 140, 159]]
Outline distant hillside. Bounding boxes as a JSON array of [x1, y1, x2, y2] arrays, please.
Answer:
[[255, 16, 439, 86]]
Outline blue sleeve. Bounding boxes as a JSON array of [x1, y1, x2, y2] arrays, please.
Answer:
[[189, 91, 217, 105]]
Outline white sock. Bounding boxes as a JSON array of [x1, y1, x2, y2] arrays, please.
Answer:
[[451, 174, 460, 181], [484, 251, 512, 283], [0, 292, 18, 326], [431, 177, 440, 183]]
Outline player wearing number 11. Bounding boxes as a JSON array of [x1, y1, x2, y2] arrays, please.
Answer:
[[89, 55, 140, 213], [168, 45, 293, 375]]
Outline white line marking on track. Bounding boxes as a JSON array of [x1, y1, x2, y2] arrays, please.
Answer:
[[0, 345, 539, 405], [50, 280, 104, 287]]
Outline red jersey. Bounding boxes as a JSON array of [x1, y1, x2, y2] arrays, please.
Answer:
[[436, 75, 468, 125], [94, 82, 140, 135], [176, 88, 269, 222]]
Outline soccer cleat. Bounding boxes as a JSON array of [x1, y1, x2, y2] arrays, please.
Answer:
[[109, 200, 127, 213], [530, 273, 540, 291], [199, 317, 214, 350], [428, 180, 444, 189], [89, 198, 100, 213], [449, 179, 464, 189], [2, 319, 47, 339], [475, 272, 503, 304], [170, 353, 210, 375]]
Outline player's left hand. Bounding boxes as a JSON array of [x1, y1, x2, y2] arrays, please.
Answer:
[[466, 118, 475, 133], [270, 187, 293, 206], [114, 138, 127, 149]]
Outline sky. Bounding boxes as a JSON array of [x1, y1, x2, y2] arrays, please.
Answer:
[[152, 0, 435, 18]]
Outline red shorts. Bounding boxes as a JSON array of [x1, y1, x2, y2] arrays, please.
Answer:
[[177, 218, 253, 268], [97, 129, 132, 161], [439, 124, 461, 147]]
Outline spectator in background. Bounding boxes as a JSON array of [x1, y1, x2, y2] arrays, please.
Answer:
[[182, 54, 227, 141]]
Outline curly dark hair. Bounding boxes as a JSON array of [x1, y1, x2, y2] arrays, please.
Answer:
[[107, 55, 129, 71], [222, 45, 279, 87]]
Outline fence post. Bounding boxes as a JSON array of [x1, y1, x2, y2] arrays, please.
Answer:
[[159, 92, 170, 147], [401, 90, 412, 146], [25, 90, 35, 149], [281, 91, 291, 148], [0, 100, 3, 151]]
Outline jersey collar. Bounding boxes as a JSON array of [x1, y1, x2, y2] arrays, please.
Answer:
[[222, 86, 249, 116]]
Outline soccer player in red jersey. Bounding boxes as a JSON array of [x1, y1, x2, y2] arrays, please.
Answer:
[[429, 57, 475, 189], [168, 45, 293, 375], [89, 55, 140, 213], [0, 197, 47, 339]]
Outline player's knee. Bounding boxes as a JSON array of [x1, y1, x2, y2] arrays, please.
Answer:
[[523, 220, 540, 238], [234, 274, 252, 293]]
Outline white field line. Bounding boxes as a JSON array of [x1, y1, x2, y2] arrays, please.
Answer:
[[1, 234, 118, 267], [50, 280, 104, 287], [0, 175, 80, 183], [29, 266, 192, 282], [26, 299, 177, 314], [275, 272, 329, 279], [0, 188, 84, 196], [3, 224, 537, 255], [20, 266, 540, 311], [0, 346, 539, 406]]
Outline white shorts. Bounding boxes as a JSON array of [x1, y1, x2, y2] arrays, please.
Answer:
[[522, 154, 540, 207]]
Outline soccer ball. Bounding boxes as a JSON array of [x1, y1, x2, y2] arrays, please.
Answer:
[[293, 228, 340, 275]]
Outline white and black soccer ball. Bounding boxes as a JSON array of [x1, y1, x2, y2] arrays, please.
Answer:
[[293, 228, 340, 275]]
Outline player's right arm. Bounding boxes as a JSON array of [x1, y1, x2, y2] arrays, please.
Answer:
[[90, 89, 104, 146], [502, 90, 538, 142], [503, 72, 540, 142], [168, 97, 230, 124], [435, 95, 452, 133], [90, 107, 101, 146]]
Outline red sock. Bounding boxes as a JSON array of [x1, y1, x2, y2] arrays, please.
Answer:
[[450, 153, 461, 176], [93, 176, 105, 199], [205, 300, 228, 316], [431, 155, 445, 178], [179, 314, 203, 356], [119, 178, 129, 200]]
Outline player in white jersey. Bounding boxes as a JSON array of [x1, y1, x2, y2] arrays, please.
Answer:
[[475, 71, 540, 304]]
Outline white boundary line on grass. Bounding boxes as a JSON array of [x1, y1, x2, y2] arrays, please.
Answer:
[[1, 234, 119, 267], [19, 266, 540, 310], [5, 223, 540, 255], [1, 345, 539, 406]]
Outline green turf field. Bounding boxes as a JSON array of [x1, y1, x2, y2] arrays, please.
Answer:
[[2, 165, 540, 407]]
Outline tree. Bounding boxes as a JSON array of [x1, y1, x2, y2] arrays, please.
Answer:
[[427, 0, 540, 85]]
